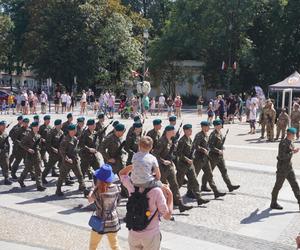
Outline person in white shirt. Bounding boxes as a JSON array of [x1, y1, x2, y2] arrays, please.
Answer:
[[66, 93, 72, 112], [158, 93, 165, 115], [61, 91, 68, 113], [40, 91, 48, 114], [80, 90, 87, 115]]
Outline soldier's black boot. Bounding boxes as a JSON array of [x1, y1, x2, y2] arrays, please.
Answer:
[[178, 201, 193, 213], [55, 187, 64, 196], [270, 202, 283, 210], [18, 179, 26, 188], [11, 170, 18, 180], [37, 185, 46, 191], [42, 177, 48, 185], [214, 191, 226, 199], [4, 178, 12, 185], [197, 198, 210, 206], [51, 170, 59, 177], [185, 190, 196, 199], [228, 185, 240, 192], [201, 185, 211, 192]]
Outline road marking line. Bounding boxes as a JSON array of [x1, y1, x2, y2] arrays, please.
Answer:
[[226, 145, 277, 151]]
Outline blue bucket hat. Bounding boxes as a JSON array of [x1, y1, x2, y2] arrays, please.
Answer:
[[94, 164, 116, 183]]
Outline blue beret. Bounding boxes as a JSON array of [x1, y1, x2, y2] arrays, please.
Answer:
[[23, 118, 30, 123], [17, 115, 23, 121], [287, 127, 297, 134], [112, 121, 120, 128], [0, 120, 6, 126], [133, 116, 141, 122], [67, 113, 73, 118], [153, 119, 162, 126], [169, 116, 177, 122], [213, 119, 222, 126], [30, 121, 39, 128], [33, 115, 39, 120], [68, 124, 76, 131], [43, 115, 51, 120], [165, 125, 175, 131], [77, 117, 85, 123], [201, 121, 210, 127], [87, 119, 95, 126], [133, 122, 143, 128], [98, 113, 105, 119], [54, 119, 62, 126], [115, 123, 125, 132], [183, 124, 192, 130]]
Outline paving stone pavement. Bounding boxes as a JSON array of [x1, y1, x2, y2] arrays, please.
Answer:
[[0, 109, 299, 249]]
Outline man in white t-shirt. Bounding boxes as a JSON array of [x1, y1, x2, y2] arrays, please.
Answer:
[[61, 91, 68, 113], [40, 91, 48, 114], [158, 93, 165, 115]]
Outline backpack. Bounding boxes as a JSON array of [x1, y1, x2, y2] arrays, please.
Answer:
[[125, 186, 157, 231]]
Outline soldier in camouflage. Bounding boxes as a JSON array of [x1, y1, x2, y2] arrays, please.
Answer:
[[0, 121, 12, 185], [146, 119, 162, 150], [125, 122, 142, 165], [275, 108, 289, 141], [9, 115, 23, 170], [62, 113, 73, 135]]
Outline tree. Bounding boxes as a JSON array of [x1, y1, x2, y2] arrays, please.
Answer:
[[0, 14, 13, 70]]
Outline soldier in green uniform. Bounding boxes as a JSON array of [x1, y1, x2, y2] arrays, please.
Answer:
[[0, 121, 12, 185], [11, 118, 32, 179], [162, 116, 177, 137], [9, 115, 23, 169], [176, 124, 209, 205], [202, 119, 240, 192], [62, 113, 73, 135], [275, 108, 289, 141], [56, 124, 88, 196], [126, 116, 142, 138], [259, 102, 269, 139], [33, 115, 40, 124], [265, 101, 276, 142], [190, 121, 226, 198], [38, 115, 52, 170], [146, 119, 162, 150], [125, 122, 142, 165], [76, 117, 85, 139], [106, 120, 120, 136], [18, 122, 46, 191], [95, 113, 106, 145], [100, 123, 126, 175], [270, 127, 300, 210], [42, 119, 64, 184], [79, 119, 100, 179], [152, 125, 192, 212]]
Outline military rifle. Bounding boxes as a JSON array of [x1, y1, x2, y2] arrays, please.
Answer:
[[94, 120, 114, 144], [221, 129, 229, 148], [6, 122, 12, 128], [174, 122, 183, 141], [116, 141, 126, 156]]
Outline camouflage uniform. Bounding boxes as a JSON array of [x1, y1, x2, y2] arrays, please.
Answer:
[[146, 129, 161, 150], [291, 109, 300, 139], [8, 123, 21, 168], [19, 131, 43, 189], [0, 131, 10, 181], [264, 105, 276, 141], [38, 123, 52, 167], [276, 112, 289, 140], [271, 138, 300, 207]]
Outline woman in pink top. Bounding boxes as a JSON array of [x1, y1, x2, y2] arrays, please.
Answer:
[[119, 165, 173, 250], [174, 96, 182, 118]]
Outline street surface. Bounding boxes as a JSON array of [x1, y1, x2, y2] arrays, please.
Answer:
[[0, 108, 299, 249]]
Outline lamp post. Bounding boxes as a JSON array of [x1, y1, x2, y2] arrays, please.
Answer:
[[140, 29, 149, 115]]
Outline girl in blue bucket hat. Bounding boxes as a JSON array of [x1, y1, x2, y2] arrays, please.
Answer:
[[88, 164, 120, 250]]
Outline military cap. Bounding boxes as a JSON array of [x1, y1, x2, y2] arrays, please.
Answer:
[[183, 124, 192, 130], [23, 118, 30, 123], [67, 113, 73, 118], [67, 124, 76, 131], [54, 119, 62, 126], [287, 127, 297, 134], [153, 119, 162, 126], [30, 121, 39, 128], [43, 115, 51, 120], [87, 119, 95, 126], [165, 125, 175, 131], [17, 115, 23, 121], [213, 119, 222, 126], [133, 122, 143, 128], [0, 121, 6, 126], [169, 116, 177, 122], [112, 121, 120, 128], [133, 116, 141, 122], [98, 113, 105, 119], [201, 121, 210, 127], [33, 115, 39, 120], [77, 117, 85, 123], [115, 123, 125, 131]]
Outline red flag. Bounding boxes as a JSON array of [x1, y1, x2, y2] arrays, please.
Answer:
[[233, 61, 237, 70], [221, 61, 226, 70]]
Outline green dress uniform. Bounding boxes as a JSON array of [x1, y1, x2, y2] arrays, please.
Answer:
[[276, 112, 289, 140], [0, 131, 10, 182], [39, 123, 52, 167], [152, 135, 182, 205], [192, 131, 219, 193], [146, 129, 160, 150], [124, 131, 140, 165], [75, 125, 84, 139], [8, 123, 21, 168], [78, 128, 100, 177], [202, 129, 237, 192], [62, 121, 72, 135], [176, 135, 206, 203], [18, 131, 44, 189], [271, 138, 300, 208], [42, 127, 64, 181], [56, 135, 86, 194], [99, 133, 125, 174]]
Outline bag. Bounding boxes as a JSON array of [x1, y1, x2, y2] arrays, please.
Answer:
[[125, 187, 157, 231]]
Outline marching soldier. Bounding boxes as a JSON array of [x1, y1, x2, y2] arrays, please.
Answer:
[[270, 127, 300, 210], [0, 121, 12, 185], [78, 119, 100, 179], [75, 117, 85, 139], [191, 121, 226, 198], [162, 116, 177, 137], [152, 125, 192, 212], [9, 115, 23, 169], [265, 100, 276, 142], [176, 124, 209, 205], [146, 119, 162, 150], [18, 122, 46, 191], [33, 115, 40, 124], [291, 103, 300, 140], [125, 122, 142, 165], [11, 118, 32, 179], [56, 124, 88, 196], [100, 123, 126, 175], [38, 115, 52, 169], [42, 119, 64, 184], [202, 119, 240, 192], [106, 120, 120, 136], [95, 113, 106, 145], [62, 113, 73, 135], [126, 116, 142, 138], [275, 108, 289, 141]]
